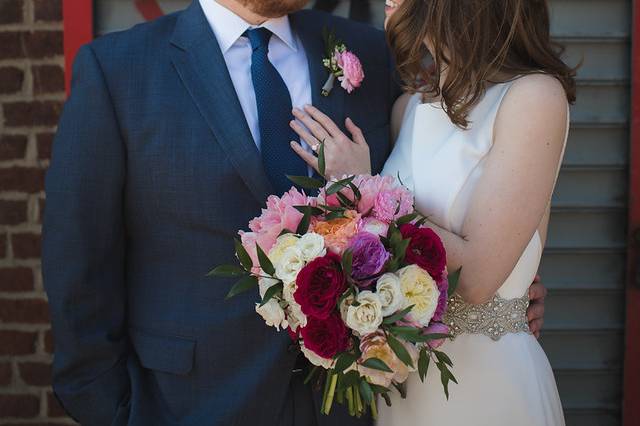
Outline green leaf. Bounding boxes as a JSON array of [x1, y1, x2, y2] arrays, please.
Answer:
[[225, 275, 258, 299], [318, 141, 326, 177], [294, 205, 325, 216], [342, 249, 353, 277], [336, 191, 354, 208], [396, 212, 418, 226], [256, 244, 275, 276], [436, 362, 457, 399], [278, 228, 293, 237], [391, 381, 407, 399], [359, 380, 373, 404], [286, 175, 325, 189], [447, 268, 462, 297], [415, 216, 428, 227], [337, 370, 361, 392], [386, 333, 414, 368], [434, 350, 454, 368], [296, 208, 312, 235], [326, 176, 356, 195], [361, 357, 393, 373], [418, 348, 430, 382], [334, 352, 358, 374], [325, 211, 347, 221], [411, 333, 453, 343], [369, 384, 391, 394], [234, 238, 253, 271], [259, 282, 283, 307], [348, 182, 361, 201], [380, 392, 392, 407], [382, 305, 414, 324], [207, 264, 247, 278]]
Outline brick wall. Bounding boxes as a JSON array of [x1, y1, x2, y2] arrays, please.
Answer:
[[0, 0, 73, 423]]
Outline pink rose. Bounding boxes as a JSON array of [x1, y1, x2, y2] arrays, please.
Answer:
[[335, 50, 364, 93], [423, 322, 450, 349], [358, 217, 389, 237], [373, 188, 413, 223]]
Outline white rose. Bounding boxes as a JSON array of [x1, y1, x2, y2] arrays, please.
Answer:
[[255, 300, 288, 331], [286, 300, 307, 331], [258, 277, 280, 299], [275, 246, 305, 284], [339, 292, 355, 323], [301, 343, 334, 369], [346, 291, 384, 335], [268, 234, 299, 265], [296, 232, 326, 261], [397, 265, 440, 326], [282, 279, 297, 303], [376, 273, 405, 317]]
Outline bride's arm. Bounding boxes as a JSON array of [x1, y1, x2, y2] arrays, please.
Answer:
[[391, 93, 413, 143], [421, 75, 568, 304]]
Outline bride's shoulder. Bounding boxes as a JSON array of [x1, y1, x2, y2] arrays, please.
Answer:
[[502, 74, 568, 114]]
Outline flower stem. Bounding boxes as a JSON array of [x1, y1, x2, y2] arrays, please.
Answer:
[[322, 74, 336, 97], [322, 373, 338, 415], [370, 395, 378, 419], [354, 385, 363, 417], [346, 386, 355, 416]]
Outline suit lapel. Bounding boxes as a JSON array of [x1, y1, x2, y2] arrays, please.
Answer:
[[291, 12, 346, 132], [169, 1, 273, 203]]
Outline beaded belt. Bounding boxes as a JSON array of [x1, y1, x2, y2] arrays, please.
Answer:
[[443, 292, 531, 341]]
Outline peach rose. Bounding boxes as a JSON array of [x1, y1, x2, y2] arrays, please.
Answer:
[[313, 210, 361, 254]]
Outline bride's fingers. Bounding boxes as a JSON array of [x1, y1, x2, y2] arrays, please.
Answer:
[[289, 141, 319, 173], [290, 120, 321, 150], [346, 117, 367, 145], [292, 108, 330, 143], [303, 105, 342, 138]]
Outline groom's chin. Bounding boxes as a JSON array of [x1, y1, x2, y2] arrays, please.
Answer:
[[241, 0, 311, 18]]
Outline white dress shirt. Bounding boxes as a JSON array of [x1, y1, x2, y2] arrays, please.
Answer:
[[199, 0, 313, 150]]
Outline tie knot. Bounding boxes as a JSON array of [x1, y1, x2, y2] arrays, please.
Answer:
[[245, 27, 273, 51]]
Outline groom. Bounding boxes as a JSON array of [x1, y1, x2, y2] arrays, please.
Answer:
[[42, 1, 547, 425]]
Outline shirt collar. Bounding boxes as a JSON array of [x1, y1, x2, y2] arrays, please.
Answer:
[[200, 0, 298, 53]]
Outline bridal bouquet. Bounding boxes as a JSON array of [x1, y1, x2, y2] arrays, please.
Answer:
[[210, 168, 458, 418]]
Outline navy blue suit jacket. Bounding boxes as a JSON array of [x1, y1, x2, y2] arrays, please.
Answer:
[[43, 2, 400, 425]]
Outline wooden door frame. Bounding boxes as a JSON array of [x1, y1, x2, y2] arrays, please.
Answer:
[[624, 1, 640, 424]]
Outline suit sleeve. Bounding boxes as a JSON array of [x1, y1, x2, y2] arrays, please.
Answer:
[[42, 43, 130, 426]]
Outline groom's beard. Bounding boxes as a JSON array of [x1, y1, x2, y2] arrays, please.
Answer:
[[240, 0, 310, 17]]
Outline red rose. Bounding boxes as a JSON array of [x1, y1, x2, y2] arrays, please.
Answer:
[[300, 313, 350, 359], [294, 252, 346, 320], [399, 223, 447, 281]]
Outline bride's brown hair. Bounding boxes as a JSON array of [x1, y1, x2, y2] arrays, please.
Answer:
[[386, 0, 577, 128]]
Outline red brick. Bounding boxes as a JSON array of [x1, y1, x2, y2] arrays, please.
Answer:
[[32, 65, 65, 94], [34, 0, 61, 22], [0, 233, 6, 258], [0, 362, 11, 386], [18, 361, 51, 386], [0, 32, 24, 60], [0, 394, 40, 418], [0, 298, 49, 324], [0, 267, 33, 292], [38, 198, 45, 224], [11, 232, 41, 259], [47, 391, 66, 417], [0, 200, 28, 225], [36, 133, 54, 159], [0, 134, 28, 161], [0, 0, 24, 24], [43, 329, 53, 353], [0, 330, 38, 355], [3, 101, 63, 127], [0, 167, 45, 193], [0, 66, 24, 94]]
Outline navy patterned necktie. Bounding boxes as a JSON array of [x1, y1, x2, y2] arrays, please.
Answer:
[[246, 28, 308, 194]]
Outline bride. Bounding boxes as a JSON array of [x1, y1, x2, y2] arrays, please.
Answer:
[[288, 0, 576, 424]]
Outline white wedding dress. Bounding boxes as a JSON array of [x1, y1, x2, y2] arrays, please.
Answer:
[[378, 81, 566, 425]]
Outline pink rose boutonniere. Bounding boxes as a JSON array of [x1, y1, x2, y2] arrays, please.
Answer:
[[321, 28, 365, 96]]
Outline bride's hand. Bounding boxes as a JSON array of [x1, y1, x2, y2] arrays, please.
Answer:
[[289, 105, 371, 179]]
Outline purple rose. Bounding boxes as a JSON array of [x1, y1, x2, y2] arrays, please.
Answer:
[[348, 232, 390, 287], [423, 322, 450, 349], [432, 276, 450, 322]]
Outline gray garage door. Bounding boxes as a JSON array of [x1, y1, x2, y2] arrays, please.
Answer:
[[95, 1, 630, 425]]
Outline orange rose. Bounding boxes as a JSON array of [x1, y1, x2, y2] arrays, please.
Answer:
[[313, 210, 360, 254]]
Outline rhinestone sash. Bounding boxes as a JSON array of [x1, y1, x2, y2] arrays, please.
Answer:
[[443, 292, 531, 341]]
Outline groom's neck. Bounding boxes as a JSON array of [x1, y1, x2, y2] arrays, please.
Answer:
[[215, 0, 271, 25]]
